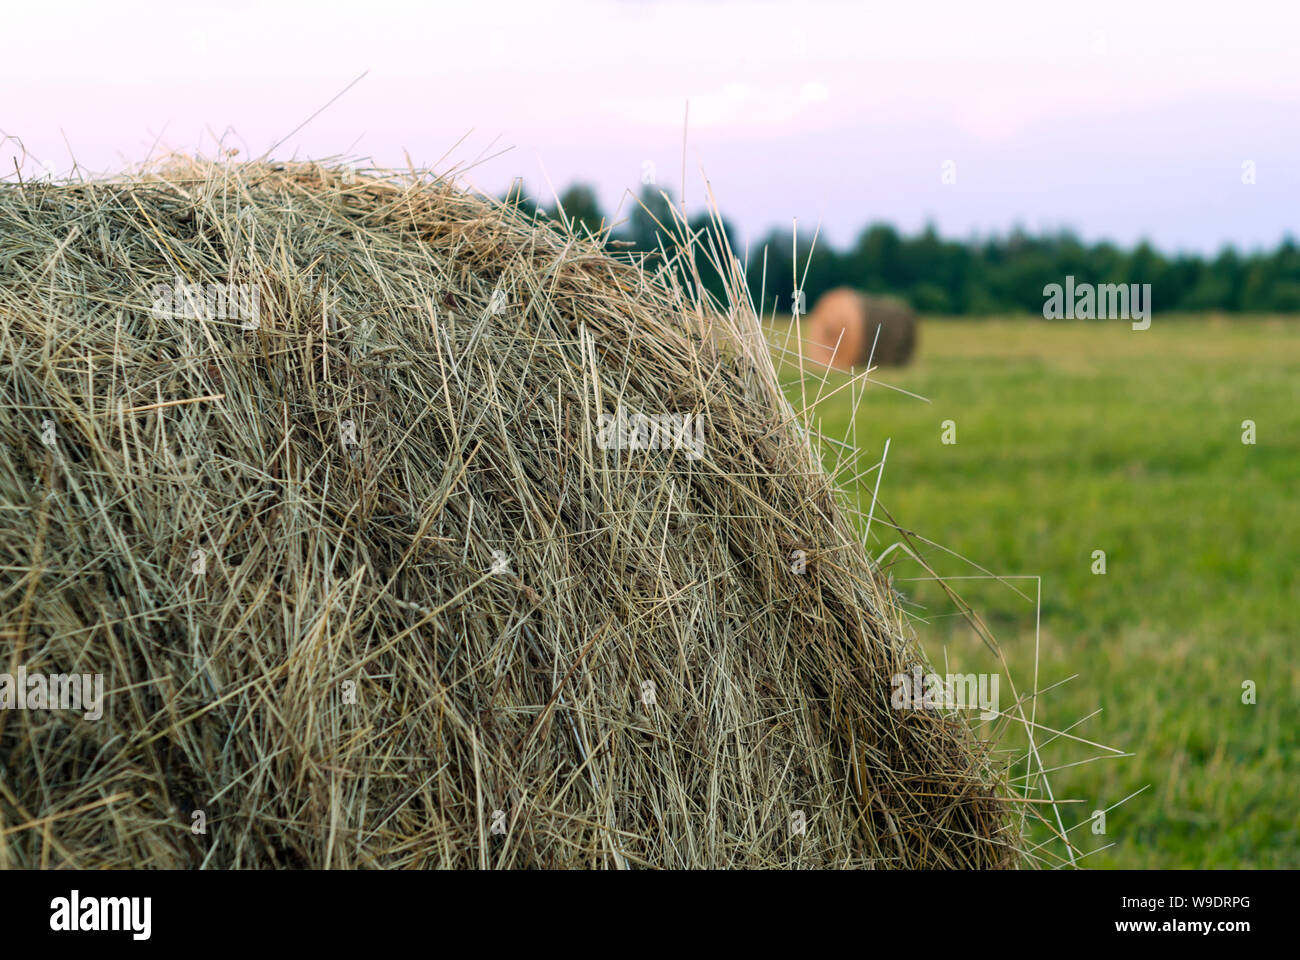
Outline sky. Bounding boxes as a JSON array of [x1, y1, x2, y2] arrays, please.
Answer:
[[4, 0, 1300, 256]]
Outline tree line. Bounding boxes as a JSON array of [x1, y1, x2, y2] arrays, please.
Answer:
[[507, 182, 1300, 315]]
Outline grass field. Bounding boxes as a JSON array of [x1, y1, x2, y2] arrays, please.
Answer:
[[768, 315, 1299, 868]]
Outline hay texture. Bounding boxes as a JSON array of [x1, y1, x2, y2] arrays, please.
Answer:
[[0, 159, 1010, 868], [805, 288, 918, 370]]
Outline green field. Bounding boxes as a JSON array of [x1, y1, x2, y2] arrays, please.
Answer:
[[768, 316, 1299, 868]]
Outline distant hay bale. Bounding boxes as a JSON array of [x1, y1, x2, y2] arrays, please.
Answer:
[[0, 159, 1009, 868], [806, 288, 918, 369]]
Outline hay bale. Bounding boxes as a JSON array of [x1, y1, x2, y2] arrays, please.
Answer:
[[0, 159, 1009, 868], [806, 288, 918, 369]]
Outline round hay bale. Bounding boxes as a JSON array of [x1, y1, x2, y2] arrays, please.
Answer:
[[806, 288, 918, 369], [0, 159, 1009, 868]]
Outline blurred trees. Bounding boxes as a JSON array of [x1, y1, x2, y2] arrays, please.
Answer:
[[509, 181, 1300, 314], [557, 184, 605, 237]]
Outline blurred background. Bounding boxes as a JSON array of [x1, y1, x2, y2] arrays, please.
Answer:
[[4, 0, 1296, 867], [9, 0, 1300, 310]]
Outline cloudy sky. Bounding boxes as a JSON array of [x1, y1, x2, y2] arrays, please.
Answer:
[[4, 0, 1299, 254]]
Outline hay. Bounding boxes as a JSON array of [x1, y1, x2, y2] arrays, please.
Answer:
[[806, 288, 918, 369], [0, 158, 1011, 868]]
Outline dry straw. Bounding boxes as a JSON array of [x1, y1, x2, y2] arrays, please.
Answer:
[[0, 158, 1013, 867]]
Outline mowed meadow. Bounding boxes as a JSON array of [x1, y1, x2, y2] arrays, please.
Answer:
[[766, 316, 1299, 868]]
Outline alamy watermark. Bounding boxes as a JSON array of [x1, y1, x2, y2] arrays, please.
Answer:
[[597, 406, 704, 460], [890, 665, 999, 721], [0, 668, 104, 720], [50, 891, 150, 940], [150, 278, 260, 329], [1042, 276, 1150, 330]]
